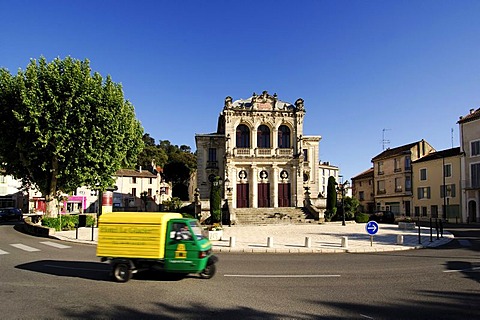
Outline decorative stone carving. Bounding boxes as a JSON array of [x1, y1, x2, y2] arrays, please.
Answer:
[[295, 98, 304, 111], [224, 96, 232, 109]]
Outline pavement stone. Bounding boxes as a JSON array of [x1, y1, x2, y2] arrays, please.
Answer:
[[52, 221, 454, 254]]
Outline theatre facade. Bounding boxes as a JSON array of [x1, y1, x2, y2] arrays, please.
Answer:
[[195, 91, 321, 223]]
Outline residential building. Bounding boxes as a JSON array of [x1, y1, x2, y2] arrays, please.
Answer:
[[0, 170, 28, 211], [318, 161, 339, 198], [195, 91, 322, 223], [371, 139, 435, 216], [113, 167, 170, 211], [411, 148, 463, 221], [458, 107, 480, 222], [351, 168, 375, 213]]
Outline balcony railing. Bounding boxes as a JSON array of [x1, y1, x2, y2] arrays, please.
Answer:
[[206, 161, 218, 169], [276, 148, 293, 157], [234, 148, 252, 157], [255, 148, 273, 157], [377, 189, 386, 195], [461, 180, 480, 189]]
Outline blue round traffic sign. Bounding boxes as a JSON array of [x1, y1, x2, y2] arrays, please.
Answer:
[[366, 221, 379, 235]]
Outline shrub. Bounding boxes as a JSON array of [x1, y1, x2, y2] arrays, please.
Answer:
[[41, 214, 96, 231], [355, 213, 370, 223]]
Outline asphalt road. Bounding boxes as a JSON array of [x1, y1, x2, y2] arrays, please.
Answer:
[[1, 221, 479, 319]]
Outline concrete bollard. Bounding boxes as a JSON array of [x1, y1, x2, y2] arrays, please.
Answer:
[[267, 237, 274, 248], [341, 236, 348, 249], [397, 234, 404, 245], [229, 236, 236, 248], [305, 237, 311, 248]]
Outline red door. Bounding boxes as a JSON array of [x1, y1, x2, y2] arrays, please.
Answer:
[[236, 184, 249, 208], [258, 183, 270, 207], [278, 183, 291, 207]]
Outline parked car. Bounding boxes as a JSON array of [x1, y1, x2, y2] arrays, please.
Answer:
[[0, 208, 23, 221], [368, 211, 395, 224]]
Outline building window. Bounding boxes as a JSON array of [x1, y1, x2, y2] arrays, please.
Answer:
[[377, 180, 385, 194], [378, 161, 384, 175], [405, 175, 412, 191], [359, 191, 365, 201], [132, 177, 137, 184], [303, 149, 308, 161], [417, 187, 430, 199], [394, 158, 401, 172], [422, 207, 428, 217], [472, 163, 480, 188], [420, 168, 427, 181], [257, 125, 271, 148], [395, 178, 402, 192], [278, 125, 291, 148], [236, 124, 250, 148], [444, 163, 452, 177], [441, 184, 456, 198], [132, 188, 137, 197], [414, 206, 420, 217], [405, 156, 411, 170], [149, 178, 153, 184], [471, 140, 480, 156], [148, 188, 152, 196]]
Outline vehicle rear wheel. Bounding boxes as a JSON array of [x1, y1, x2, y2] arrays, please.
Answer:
[[112, 263, 132, 283], [199, 263, 216, 279]]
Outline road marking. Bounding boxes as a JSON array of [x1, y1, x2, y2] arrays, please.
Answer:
[[444, 266, 480, 273], [40, 241, 71, 249], [10, 243, 40, 252], [0, 249, 9, 255], [360, 314, 375, 319], [224, 274, 341, 278]]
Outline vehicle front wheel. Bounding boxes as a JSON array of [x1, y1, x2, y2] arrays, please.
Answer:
[[112, 263, 132, 283], [199, 263, 216, 279]]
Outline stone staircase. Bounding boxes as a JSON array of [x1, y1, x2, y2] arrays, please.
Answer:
[[232, 207, 314, 225]]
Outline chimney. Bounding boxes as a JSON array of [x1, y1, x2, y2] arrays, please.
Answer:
[[139, 166, 142, 173], [470, 108, 475, 114]]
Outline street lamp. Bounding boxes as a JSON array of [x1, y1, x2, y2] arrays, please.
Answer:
[[337, 180, 350, 226]]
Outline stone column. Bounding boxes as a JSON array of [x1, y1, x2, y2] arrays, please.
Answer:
[[273, 165, 279, 208], [252, 165, 258, 208]]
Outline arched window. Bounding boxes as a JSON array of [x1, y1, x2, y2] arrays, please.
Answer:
[[257, 125, 270, 148], [278, 125, 291, 148], [236, 124, 250, 148]]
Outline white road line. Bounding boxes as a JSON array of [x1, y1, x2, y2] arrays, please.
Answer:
[[10, 243, 40, 252], [443, 266, 480, 273], [0, 249, 10, 255], [40, 241, 71, 249], [360, 314, 375, 319], [224, 274, 341, 278]]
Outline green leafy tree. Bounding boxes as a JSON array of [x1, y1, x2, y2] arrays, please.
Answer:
[[137, 134, 168, 170], [343, 196, 360, 220], [0, 57, 144, 217], [325, 176, 337, 221], [209, 176, 221, 223]]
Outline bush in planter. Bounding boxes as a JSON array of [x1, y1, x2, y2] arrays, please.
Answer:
[[355, 213, 370, 223], [42, 214, 96, 231]]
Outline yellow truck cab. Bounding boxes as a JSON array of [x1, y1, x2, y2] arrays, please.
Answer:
[[96, 212, 217, 282]]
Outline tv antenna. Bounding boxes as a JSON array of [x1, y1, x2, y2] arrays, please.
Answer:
[[382, 128, 391, 150], [451, 128, 454, 148]]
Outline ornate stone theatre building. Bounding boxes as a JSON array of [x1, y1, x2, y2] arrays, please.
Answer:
[[195, 91, 321, 223]]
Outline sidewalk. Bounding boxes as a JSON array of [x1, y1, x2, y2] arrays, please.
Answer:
[[52, 222, 454, 253]]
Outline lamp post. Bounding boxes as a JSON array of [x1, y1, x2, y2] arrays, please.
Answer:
[[337, 180, 350, 226]]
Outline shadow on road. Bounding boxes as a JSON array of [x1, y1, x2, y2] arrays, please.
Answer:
[[16, 260, 111, 281]]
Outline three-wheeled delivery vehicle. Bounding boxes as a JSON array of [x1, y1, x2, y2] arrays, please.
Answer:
[[96, 212, 218, 282]]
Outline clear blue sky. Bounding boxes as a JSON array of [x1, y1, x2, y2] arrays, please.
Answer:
[[1, 0, 479, 181]]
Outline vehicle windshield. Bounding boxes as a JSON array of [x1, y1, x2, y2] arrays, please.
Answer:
[[189, 220, 206, 240]]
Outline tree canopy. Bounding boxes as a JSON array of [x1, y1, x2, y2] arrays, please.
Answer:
[[0, 56, 144, 216]]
